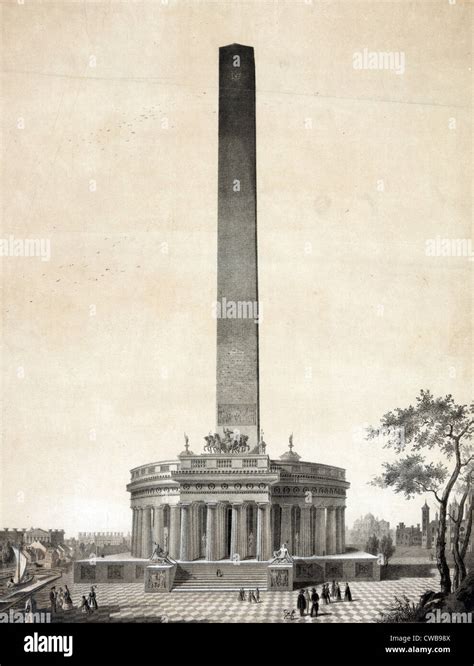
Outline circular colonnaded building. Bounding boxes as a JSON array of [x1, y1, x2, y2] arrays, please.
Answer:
[[127, 443, 349, 562]]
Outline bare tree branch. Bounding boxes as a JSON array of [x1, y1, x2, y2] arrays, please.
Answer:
[[456, 420, 474, 441], [414, 480, 442, 503]]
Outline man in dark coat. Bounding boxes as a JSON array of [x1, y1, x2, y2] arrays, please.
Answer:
[[297, 589, 307, 617], [344, 582, 352, 601], [310, 587, 319, 617], [49, 587, 57, 613], [322, 583, 330, 604]]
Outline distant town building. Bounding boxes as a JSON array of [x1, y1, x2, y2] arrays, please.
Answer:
[[78, 532, 125, 548], [396, 499, 472, 553], [0, 527, 64, 547], [23, 528, 64, 547], [395, 522, 422, 546], [422, 498, 472, 554], [348, 513, 391, 548]]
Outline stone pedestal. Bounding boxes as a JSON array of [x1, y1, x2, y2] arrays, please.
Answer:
[[144, 563, 176, 593], [267, 563, 293, 591]]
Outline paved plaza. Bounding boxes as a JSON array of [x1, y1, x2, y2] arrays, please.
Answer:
[[22, 569, 440, 623]]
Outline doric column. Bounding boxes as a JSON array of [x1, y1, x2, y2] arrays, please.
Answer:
[[230, 504, 241, 559], [216, 502, 227, 560], [256, 503, 271, 561], [154, 506, 164, 549], [131, 508, 137, 556], [265, 504, 272, 560], [280, 504, 293, 554], [341, 506, 346, 553], [190, 503, 200, 561], [206, 503, 218, 561], [142, 506, 153, 558], [169, 504, 181, 559], [335, 506, 343, 553], [315, 507, 326, 555], [239, 503, 249, 559], [326, 506, 336, 555], [136, 507, 143, 558], [179, 503, 191, 561], [300, 505, 312, 556]]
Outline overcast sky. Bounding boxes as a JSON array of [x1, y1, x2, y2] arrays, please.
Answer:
[[1, 0, 472, 537]]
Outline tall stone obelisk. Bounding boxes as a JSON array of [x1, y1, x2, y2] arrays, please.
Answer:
[[216, 44, 260, 446]]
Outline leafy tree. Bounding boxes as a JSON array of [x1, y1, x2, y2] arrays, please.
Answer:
[[380, 534, 396, 567], [368, 390, 473, 595], [451, 469, 473, 590], [365, 534, 379, 555]]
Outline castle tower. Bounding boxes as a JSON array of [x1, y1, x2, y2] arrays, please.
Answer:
[[421, 500, 430, 548], [216, 44, 259, 445]]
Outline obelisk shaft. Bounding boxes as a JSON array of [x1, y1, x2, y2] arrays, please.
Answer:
[[216, 44, 259, 445]]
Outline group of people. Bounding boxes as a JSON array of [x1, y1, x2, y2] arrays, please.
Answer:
[[296, 581, 353, 617], [238, 587, 260, 602], [49, 585, 74, 612], [49, 584, 97, 615]]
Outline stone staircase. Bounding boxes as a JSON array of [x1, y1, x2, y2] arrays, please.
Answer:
[[172, 560, 269, 592]]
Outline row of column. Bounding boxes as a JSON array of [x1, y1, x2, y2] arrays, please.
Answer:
[[131, 503, 345, 560], [131, 502, 273, 561], [277, 504, 345, 557]]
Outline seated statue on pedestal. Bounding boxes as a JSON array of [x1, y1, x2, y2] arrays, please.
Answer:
[[271, 543, 293, 564], [150, 542, 174, 564]]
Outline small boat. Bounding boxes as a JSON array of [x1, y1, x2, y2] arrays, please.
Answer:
[[6, 546, 34, 590]]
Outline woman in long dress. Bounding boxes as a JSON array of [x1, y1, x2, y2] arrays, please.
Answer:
[[80, 596, 91, 614], [63, 585, 73, 611], [344, 582, 352, 602], [88, 586, 98, 611]]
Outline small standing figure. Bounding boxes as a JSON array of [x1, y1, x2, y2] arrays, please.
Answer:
[[304, 588, 311, 614], [344, 582, 352, 602], [88, 585, 98, 611], [239, 587, 246, 601], [297, 589, 307, 617], [255, 587, 260, 603], [336, 583, 342, 601], [49, 587, 57, 613], [310, 588, 319, 617], [80, 595, 92, 615], [63, 585, 73, 611], [324, 583, 331, 604], [25, 596, 37, 623], [331, 580, 337, 598], [248, 531, 254, 554]]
